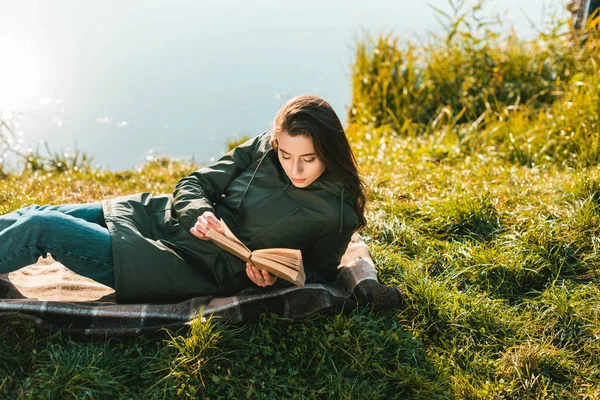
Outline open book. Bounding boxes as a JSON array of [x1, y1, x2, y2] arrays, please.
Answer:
[[206, 219, 306, 287]]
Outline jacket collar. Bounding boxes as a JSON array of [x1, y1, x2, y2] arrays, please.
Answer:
[[239, 144, 354, 234]]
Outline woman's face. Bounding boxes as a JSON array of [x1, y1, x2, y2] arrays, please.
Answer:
[[276, 130, 326, 188]]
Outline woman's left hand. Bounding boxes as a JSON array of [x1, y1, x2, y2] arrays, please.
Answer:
[[246, 263, 277, 287]]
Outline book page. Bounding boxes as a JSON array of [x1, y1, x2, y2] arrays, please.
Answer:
[[254, 248, 301, 259], [206, 229, 251, 261], [250, 254, 305, 287], [205, 219, 306, 287], [253, 253, 302, 271], [219, 218, 250, 253]]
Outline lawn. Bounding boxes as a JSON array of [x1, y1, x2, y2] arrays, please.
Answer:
[[2, 2, 600, 399]]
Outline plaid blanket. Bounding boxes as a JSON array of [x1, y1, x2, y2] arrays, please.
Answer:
[[0, 234, 403, 337]]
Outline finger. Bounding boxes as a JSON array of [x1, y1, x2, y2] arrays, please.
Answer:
[[245, 263, 256, 283], [200, 213, 221, 234], [189, 226, 209, 241], [194, 220, 208, 235], [204, 212, 219, 224], [246, 263, 260, 285], [194, 217, 211, 236], [206, 215, 222, 233], [264, 271, 277, 286], [261, 269, 272, 283], [252, 266, 266, 286], [198, 215, 208, 229]]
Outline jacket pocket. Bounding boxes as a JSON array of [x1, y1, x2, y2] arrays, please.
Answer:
[[132, 221, 182, 241], [256, 207, 300, 239], [244, 185, 288, 215]]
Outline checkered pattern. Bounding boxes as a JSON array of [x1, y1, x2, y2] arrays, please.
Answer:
[[0, 234, 403, 336]]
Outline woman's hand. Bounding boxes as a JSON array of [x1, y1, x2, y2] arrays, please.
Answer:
[[189, 211, 223, 240], [246, 263, 277, 287]]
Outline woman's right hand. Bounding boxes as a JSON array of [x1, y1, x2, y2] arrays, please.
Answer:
[[189, 211, 223, 240]]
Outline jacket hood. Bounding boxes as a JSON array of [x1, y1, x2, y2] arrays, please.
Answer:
[[309, 173, 355, 206], [309, 174, 355, 233]]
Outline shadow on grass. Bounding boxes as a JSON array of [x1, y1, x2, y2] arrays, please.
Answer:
[[0, 308, 451, 399]]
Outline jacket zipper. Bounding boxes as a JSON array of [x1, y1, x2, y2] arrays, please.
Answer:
[[256, 207, 300, 238]]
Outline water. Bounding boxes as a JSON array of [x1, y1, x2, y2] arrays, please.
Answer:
[[0, 0, 565, 171]]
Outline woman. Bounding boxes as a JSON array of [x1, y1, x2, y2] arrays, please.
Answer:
[[0, 95, 367, 304]]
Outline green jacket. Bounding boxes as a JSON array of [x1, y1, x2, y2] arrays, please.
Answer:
[[101, 132, 359, 303]]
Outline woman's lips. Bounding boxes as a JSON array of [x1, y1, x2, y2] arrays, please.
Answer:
[[291, 178, 306, 183]]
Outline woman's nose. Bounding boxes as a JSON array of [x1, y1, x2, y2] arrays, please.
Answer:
[[291, 160, 303, 174]]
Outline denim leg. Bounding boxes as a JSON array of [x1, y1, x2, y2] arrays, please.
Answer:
[[0, 205, 36, 232], [0, 202, 106, 232], [0, 209, 115, 289]]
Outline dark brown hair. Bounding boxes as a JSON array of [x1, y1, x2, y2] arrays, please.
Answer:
[[269, 95, 367, 230]]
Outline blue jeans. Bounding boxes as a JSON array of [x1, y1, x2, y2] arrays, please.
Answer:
[[0, 202, 115, 289]]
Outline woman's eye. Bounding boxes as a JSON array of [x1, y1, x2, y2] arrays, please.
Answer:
[[279, 152, 315, 162]]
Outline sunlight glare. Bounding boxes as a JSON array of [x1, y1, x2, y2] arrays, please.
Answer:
[[0, 36, 41, 111]]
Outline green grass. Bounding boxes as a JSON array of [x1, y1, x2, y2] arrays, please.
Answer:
[[3, 1, 600, 398]]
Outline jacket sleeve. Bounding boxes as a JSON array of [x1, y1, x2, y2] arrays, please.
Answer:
[[173, 133, 266, 230], [302, 224, 357, 283]]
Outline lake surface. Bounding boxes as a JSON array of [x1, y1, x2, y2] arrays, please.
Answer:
[[1, 0, 565, 171]]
